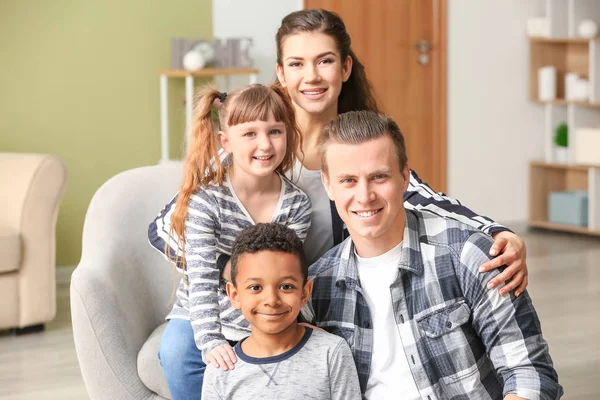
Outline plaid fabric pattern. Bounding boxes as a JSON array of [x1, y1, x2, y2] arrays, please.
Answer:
[[303, 209, 562, 400]]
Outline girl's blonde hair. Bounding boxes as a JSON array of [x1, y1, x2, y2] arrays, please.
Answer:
[[169, 84, 302, 266]]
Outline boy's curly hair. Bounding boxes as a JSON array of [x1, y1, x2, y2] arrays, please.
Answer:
[[230, 223, 307, 286]]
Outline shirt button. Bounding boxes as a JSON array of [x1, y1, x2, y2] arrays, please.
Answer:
[[400, 314, 405, 324], [446, 321, 452, 329], [363, 321, 371, 329]]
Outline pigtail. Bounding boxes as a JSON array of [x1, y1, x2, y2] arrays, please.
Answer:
[[168, 87, 224, 266]]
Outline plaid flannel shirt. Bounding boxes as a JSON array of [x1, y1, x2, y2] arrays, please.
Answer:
[[302, 209, 562, 400]]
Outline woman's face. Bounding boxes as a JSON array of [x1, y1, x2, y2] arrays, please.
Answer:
[[276, 32, 352, 118]]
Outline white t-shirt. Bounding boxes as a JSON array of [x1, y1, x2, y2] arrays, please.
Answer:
[[355, 242, 421, 400], [289, 161, 334, 264]]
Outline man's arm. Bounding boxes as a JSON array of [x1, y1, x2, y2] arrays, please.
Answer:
[[457, 232, 562, 400]]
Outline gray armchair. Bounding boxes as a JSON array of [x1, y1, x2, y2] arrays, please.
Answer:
[[71, 163, 183, 399]]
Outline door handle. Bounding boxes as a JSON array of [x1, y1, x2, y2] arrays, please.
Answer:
[[414, 39, 431, 65]]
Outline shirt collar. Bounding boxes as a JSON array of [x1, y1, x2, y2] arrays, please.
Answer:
[[335, 210, 425, 287]]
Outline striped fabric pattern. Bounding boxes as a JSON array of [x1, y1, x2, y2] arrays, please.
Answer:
[[168, 173, 311, 360], [302, 209, 562, 399]]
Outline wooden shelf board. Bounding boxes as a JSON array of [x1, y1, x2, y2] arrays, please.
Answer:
[[529, 161, 600, 171], [529, 220, 600, 236], [160, 68, 259, 77], [529, 37, 592, 44], [532, 99, 600, 108]]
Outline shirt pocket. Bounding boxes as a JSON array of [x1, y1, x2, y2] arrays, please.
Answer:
[[417, 300, 483, 383]]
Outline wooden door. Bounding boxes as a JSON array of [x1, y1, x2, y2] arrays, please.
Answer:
[[304, 0, 447, 192]]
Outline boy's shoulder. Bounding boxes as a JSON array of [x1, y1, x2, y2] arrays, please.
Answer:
[[307, 328, 348, 351]]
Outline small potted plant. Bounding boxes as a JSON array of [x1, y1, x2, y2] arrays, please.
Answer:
[[554, 122, 568, 163]]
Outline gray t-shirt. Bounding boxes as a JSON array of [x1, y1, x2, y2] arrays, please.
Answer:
[[202, 328, 362, 400]]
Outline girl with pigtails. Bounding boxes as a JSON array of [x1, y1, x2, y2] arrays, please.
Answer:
[[157, 84, 311, 397]]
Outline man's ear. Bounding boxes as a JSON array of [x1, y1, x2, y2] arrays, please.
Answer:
[[218, 130, 230, 153], [321, 171, 334, 201], [342, 55, 353, 83], [226, 281, 241, 310], [276, 63, 287, 87], [301, 279, 313, 306], [402, 164, 410, 192]]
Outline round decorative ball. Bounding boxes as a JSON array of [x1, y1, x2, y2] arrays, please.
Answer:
[[578, 20, 598, 39], [183, 50, 205, 71]]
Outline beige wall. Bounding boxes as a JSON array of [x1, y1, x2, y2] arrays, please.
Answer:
[[0, 1, 212, 265]]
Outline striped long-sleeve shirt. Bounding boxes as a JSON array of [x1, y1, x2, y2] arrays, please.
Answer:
[[167, 173, 311, 359]]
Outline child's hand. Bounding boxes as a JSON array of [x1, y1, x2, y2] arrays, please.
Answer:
[[206, 344, 237, 371]]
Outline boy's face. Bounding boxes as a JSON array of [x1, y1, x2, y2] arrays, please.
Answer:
[[227, 250, 312, 336]]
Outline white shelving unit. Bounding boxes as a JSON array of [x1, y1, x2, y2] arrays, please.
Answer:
[[529, 0, 600, 235], [159, 68, 258, 163]]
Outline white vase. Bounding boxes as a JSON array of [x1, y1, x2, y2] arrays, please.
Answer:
[[578, 20, 598, 39], [554, 147, 569, 163]]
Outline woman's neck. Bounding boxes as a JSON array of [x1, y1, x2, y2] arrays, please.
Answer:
[[295, 104, 338, 171]]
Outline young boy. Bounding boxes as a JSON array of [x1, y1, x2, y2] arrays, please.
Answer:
[[201, 223, 361, 400]]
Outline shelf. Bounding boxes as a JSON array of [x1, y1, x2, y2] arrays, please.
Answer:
[[530, 161, 600, 170], [160, 68, 259, 78], [532, 99, 600, 108], [529, 38, 589, 101], [528, 220, 600, 236], [529, 161, 600, 234], [529, 37, 592, 44]]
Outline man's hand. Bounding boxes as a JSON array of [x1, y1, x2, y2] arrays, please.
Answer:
[[479, 231, 528, 297], [504, 394, 527, 400], [206, 343, 237, 371]]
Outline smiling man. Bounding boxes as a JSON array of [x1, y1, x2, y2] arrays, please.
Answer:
[[302, 110, 563, 400]]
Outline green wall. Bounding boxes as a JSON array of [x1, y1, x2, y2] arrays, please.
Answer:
[[0, 1, 212, 266]]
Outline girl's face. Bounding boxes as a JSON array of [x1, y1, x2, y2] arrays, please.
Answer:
[[218, 111, 287, 179], [276, 32, 352, 118]]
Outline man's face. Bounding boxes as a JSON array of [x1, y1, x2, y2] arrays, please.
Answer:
[[321, 135, 410, 255]]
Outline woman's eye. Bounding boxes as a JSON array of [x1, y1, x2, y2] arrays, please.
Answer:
[[270, 129, 282, 135], [288, 62, 301, 68], [319, 58, 334, 64]]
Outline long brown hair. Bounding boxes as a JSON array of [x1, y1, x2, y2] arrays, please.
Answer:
[[276, 8, 380, 114], [169, 84, 302, 266]]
